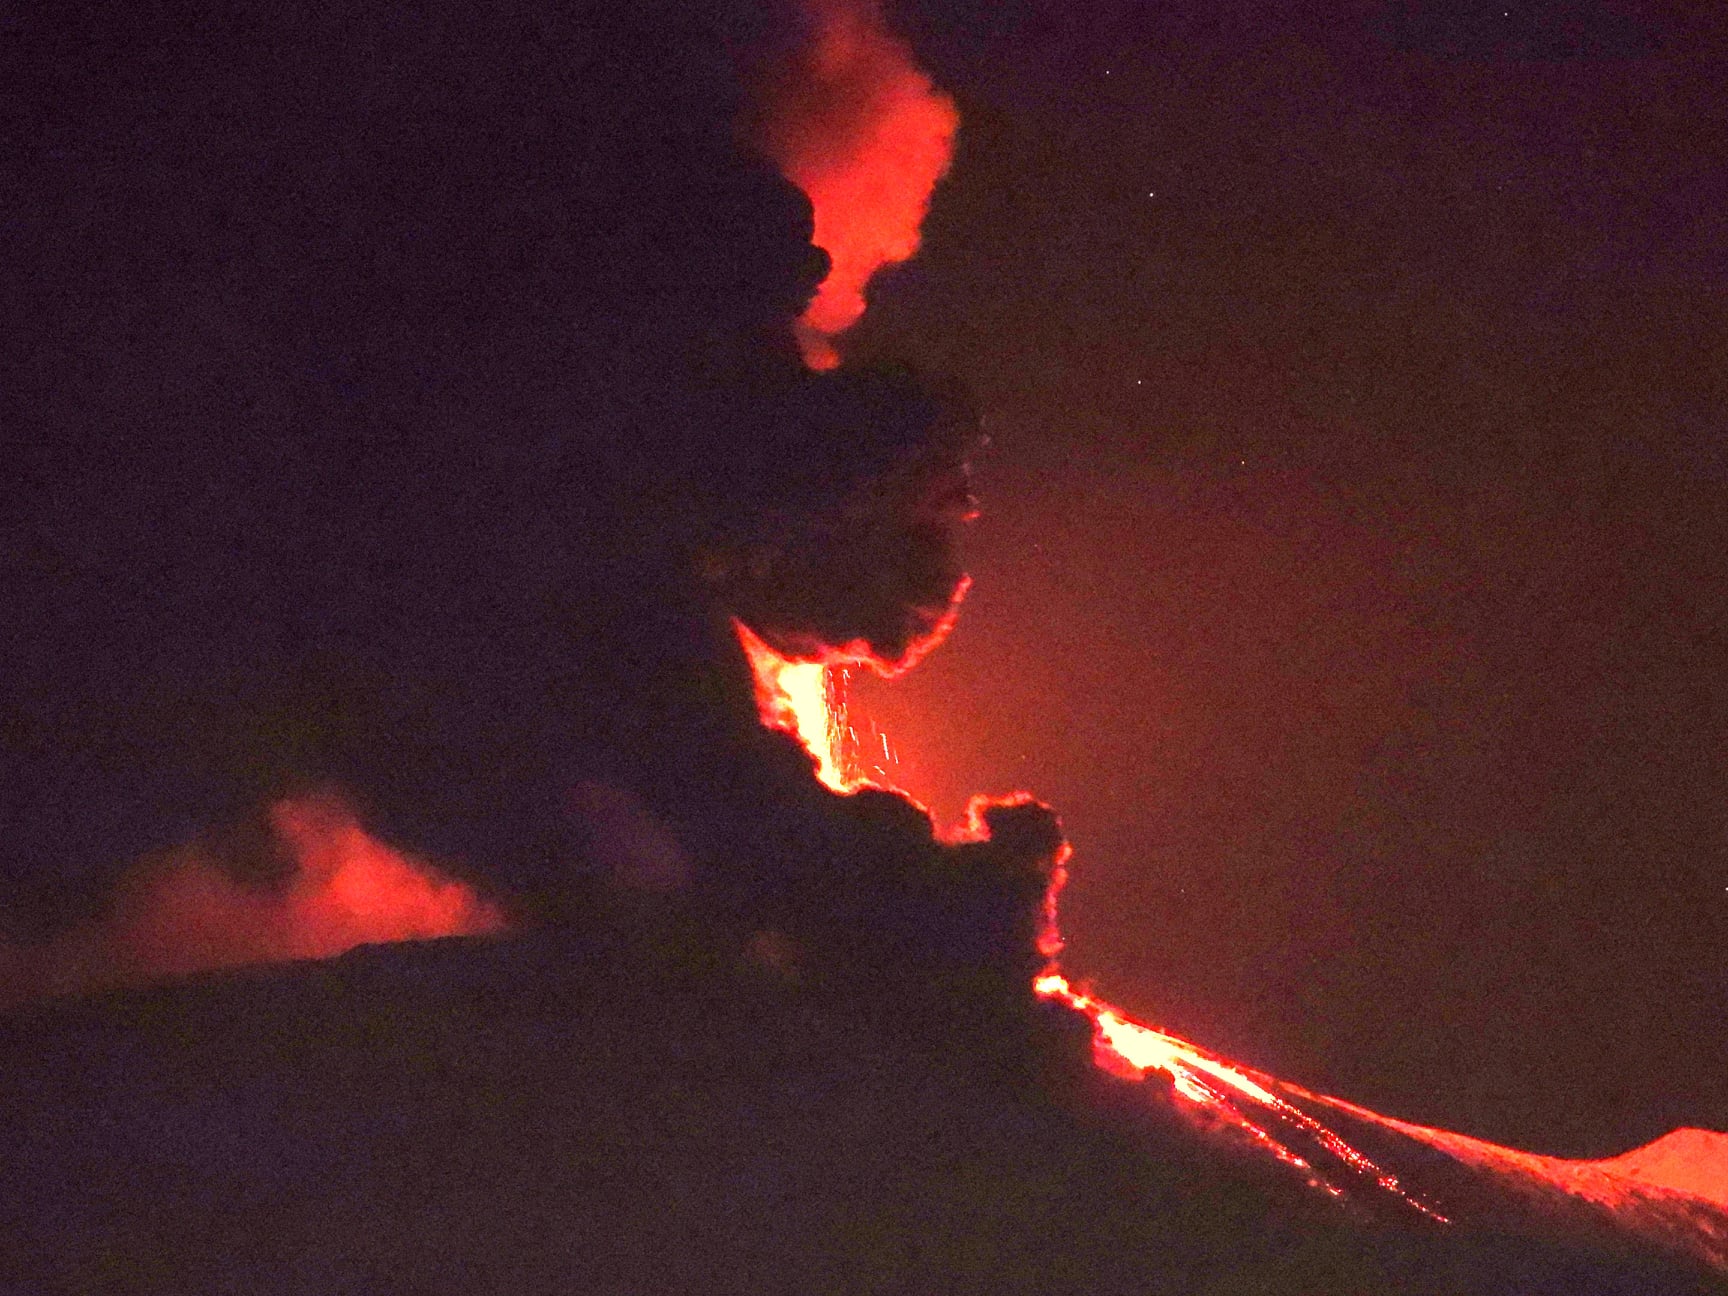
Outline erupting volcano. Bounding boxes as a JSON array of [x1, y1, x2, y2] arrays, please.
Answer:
[[740, 615, 1728, 1277], [6, 0, 1727, 1291]]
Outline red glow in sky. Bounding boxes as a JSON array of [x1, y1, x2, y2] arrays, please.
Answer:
[[0, 795, 503, 1009], [750, 0, 958, 368]]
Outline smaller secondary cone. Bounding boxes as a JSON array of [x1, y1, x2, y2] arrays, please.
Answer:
[[1606, 1129, 1728, 1210]]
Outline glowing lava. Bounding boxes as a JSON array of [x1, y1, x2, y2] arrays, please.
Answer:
[[737, 620, 857, 791], [1035, 972, 1448, 1219]]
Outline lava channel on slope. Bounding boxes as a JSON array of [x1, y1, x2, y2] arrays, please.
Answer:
[[740, 629, 1728, 1277], [738, 624, 1447, 1221]]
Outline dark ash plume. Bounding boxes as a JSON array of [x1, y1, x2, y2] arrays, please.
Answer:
[[0, 0, 1022, 1013]]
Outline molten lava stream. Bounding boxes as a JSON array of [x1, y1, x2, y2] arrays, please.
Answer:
[[738, 624, 1728, 1267], [736, 623, 1447, 1219], [736, 622, 857, 792], [1034, 973, 1449, 1220]]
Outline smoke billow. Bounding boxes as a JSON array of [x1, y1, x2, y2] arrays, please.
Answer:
[[710, 364, 981, 672], [0, 795, 502, 1010], [747, 0, 960, 368], [0, 0, 1022, 1012]]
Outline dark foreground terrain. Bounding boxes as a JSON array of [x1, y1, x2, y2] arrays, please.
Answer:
[[3, 930, 1721, 1296]]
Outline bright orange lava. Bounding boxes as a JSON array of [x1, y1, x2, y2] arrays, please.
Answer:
[[737, 620, 857, 792], [1034, 972, 1448, 1219]]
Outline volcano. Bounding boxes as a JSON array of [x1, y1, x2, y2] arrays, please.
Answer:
[[6, 2, 1726, 1291], [3, 921, 1725, 1295]]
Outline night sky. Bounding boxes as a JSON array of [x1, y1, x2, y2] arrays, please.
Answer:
[[7, 0, 1723, 1175], [842, 0, 1727, 1157]]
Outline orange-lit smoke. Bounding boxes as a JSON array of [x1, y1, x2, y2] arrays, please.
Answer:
[[749, 0, 959, 368], [0, 795, 504, 1010]]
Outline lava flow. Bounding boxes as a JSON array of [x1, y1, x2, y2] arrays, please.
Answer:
[[736, 621, 856, 792], [741, 626, 1728, 1276], [737, 622, 1448, 1220], [1034, 972, 1449, 1219]]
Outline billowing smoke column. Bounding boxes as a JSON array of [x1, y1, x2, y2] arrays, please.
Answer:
[[747, 0, 959, 368], [0, 0, 971, 1011], [715, 363, 979, 678], [730, 0, 970, 768]]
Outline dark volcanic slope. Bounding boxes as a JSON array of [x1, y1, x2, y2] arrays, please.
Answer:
[[3, 934, 1719, 1295]]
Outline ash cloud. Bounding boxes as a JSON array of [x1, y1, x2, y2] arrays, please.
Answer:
[[745, 0, 961, 368], [2, 0, 1040, 1012]]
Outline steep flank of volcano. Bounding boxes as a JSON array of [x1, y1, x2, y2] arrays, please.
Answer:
[[2, 930, 1721, 1296], [1602, 1130, 1728, 1213]]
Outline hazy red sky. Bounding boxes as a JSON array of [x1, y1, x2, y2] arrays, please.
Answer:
[[848, 0, 1726, 1156]]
